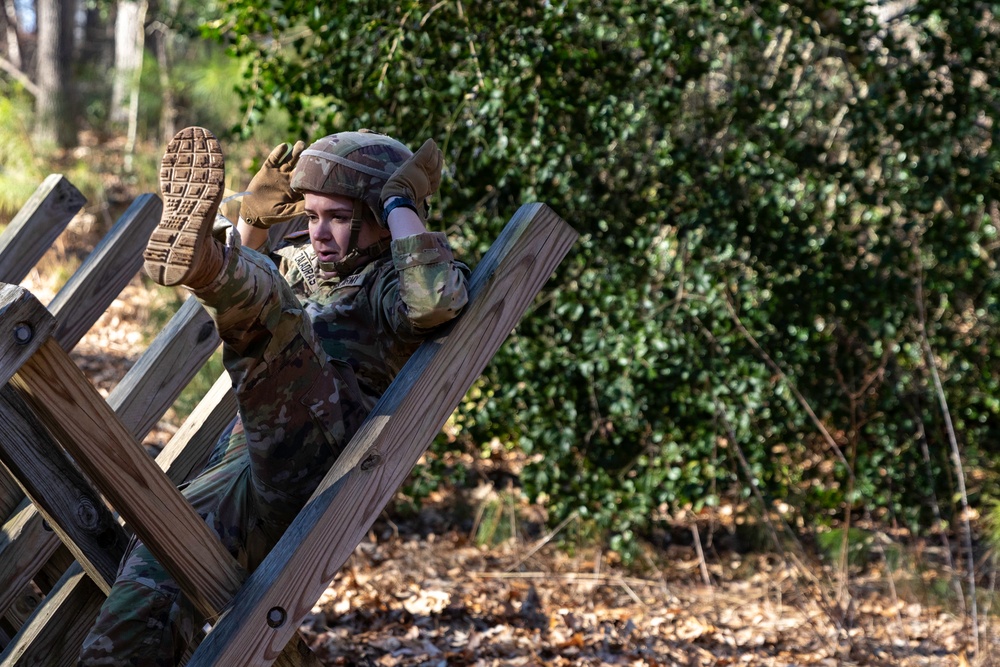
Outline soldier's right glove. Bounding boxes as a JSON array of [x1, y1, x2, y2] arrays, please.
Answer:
[[241, 141, 306, 229], [379, 138, 443, 225]]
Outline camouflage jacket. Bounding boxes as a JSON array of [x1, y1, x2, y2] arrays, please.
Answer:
[[272, 231, 469, 403]]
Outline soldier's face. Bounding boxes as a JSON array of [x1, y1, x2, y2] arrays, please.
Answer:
[[304, 192, 385, 269]]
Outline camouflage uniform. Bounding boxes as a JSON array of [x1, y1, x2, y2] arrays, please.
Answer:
[[78, 227, 468, 666]]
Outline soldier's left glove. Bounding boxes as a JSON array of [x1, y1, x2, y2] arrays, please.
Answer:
[[379, 138, 442, 226], [241, 141, 307, 229]]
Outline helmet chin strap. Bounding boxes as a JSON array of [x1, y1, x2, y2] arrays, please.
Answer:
[[320, 199, 390, 276]]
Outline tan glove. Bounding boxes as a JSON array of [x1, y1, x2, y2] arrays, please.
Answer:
[[379, 138, 443, 224], [241, 141, 306, 229]]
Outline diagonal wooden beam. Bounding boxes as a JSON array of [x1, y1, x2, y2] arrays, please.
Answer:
[[187, 203, 577, 665], [0, 564, 104, 666], [10, 336, 246, 618], [0, 385, 128, 593], [47, 194, 162, 350], [0, 175, 86, 533], [0, 175, 85, 285]]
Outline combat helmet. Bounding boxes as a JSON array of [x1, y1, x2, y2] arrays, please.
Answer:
[[290, 130, 412, 275]]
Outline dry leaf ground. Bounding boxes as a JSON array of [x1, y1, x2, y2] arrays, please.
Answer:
[[18, 226, 995, 667]]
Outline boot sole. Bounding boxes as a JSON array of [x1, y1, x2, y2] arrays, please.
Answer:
[[144, 127, 225, 286]]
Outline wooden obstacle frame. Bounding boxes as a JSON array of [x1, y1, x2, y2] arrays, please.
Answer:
[[0, 174, 576, 666]]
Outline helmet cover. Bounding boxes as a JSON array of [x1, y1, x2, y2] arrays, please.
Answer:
[[290, 130, 412, 225]]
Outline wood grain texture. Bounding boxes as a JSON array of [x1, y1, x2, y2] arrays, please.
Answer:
[[0, 465, 21, 522], [0, 564, 104, 667], [0, 193, 157, 534], [0, 386, 128, 592], [0, 175, 85, 284], [11, 338, 245, 619], [186, 203, 577, 666], [0, 286, 55, 387], [47, 194, 162, 349], [107, 296, 221, 441], [155, 371, 236, 484], [0, 501, 60, 621]]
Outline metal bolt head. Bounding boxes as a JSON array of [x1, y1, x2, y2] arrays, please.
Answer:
[[266, 606, 286, 628], [13, 323, 32, 345]]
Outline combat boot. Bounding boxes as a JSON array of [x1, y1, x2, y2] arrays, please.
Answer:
[[143, 126, 226, 289]]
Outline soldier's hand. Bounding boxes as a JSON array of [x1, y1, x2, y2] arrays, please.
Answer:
[[380, 138, 443, 223], [241, 141, 307, 229]]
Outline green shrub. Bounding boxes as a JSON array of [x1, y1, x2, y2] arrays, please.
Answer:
[[208, 0, 1000, 556]]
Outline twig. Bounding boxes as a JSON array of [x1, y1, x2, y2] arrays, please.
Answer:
[[691, 523, 713, 586], [714, 400, 848, 642], [914, 272, 979, 653], [911, 407, 966, 614], [377, 8, 413, 91], [419, 0, 448, 27], [617, 578, 645, 606], [455, 0, 486, 94], [722, 294, 853, 478], [0, 53, 39, 97], [474, 571, 661, 588], [506, 510, 578, 572]]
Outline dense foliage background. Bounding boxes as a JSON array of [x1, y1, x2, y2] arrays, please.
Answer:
[[199, 0, 1000, 559], [3, 0, 999, 565]]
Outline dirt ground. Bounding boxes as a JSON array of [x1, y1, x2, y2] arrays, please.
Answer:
[[19, 235, 992, 667]]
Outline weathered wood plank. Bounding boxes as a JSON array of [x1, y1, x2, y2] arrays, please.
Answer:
[[155, 371, 236, 484], [0, 307, 228, 655], [0, 385, 128, 593], [0, 500, 61, 619], [0, 563, 104, 667], [0, 176, 85, 528], [47, 194, 162, 349], [31, 545, 74, 594], [0, 175, 85, 284], [0, 373, 238, 664], [10, 337, 245, 619], [107, 296, 220, 440], [187, 203, 577, 666], [0, 193, 158, 527], [0, 286, 55, 387], [0, 462, 21, 523], [0, 194, 166, 627]]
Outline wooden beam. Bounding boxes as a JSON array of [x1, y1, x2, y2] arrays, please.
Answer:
[[0, 175, 85, 284], [0, 385, 128, 593], [187, 203, 577, 665], [0, 175, 85, 529], [155, 371, 236, 484], [10, 337, 246, 619], [0, 194, 161, 627], [0, 500, 61, 618], [0, 371, 238, 665], [0, 564, 104, 667], [0, 191, 156, 524], [7, 337, 322, 666], [0, 286, 55, 387], [47, 194, 162, 349], [106, 296, 220, 441]]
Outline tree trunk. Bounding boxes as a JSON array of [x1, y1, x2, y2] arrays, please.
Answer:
[[34, 0, 78, 148], [1, 0, 21, 70], [122, 0, 147, 170], [152, 0, 180, 142], [111, 0, 145, 126]]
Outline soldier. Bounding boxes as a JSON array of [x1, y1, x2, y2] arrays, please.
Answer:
[[78, 127, 469, 666]]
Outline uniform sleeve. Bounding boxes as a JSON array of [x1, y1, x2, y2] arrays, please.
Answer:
[[373, 231, 469, 339]]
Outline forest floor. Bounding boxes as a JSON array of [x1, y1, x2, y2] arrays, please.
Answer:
[[18, 219, 994, 667]]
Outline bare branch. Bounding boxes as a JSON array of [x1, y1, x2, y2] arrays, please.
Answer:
[[0, 53, 39, 97]]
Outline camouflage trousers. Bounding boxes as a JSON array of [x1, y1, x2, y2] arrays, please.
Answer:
[[78, 242, 370, 666]]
